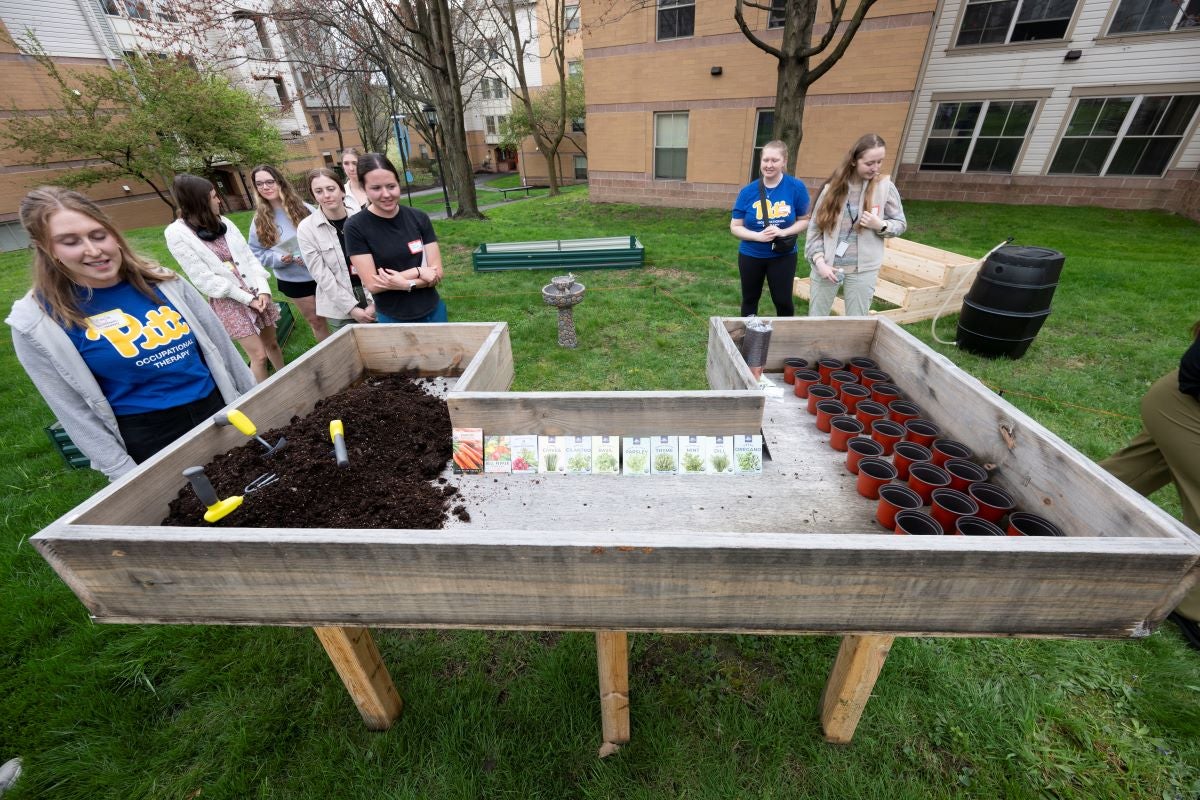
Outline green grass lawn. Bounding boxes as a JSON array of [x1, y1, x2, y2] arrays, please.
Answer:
[[1, 188, 1198, 799]]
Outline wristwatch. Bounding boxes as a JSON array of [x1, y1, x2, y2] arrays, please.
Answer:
[[879, 222, 889, 235], [406, 280, 416, 292]]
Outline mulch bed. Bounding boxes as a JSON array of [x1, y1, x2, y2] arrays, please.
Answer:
[[163, 374, 464, 529]]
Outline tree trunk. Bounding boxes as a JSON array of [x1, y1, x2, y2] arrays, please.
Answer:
[[427, 0, 482, 218], [773, 0, 817, 170]]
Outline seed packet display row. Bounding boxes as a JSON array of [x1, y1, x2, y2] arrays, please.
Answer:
[[461, 431, 763, 475]]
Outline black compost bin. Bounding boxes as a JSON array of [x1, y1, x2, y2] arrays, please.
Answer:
[[956, 245, 1064, 359]]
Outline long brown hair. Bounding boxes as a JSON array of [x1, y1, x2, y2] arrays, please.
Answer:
[[250, 164, 308, 248], [20, 187, 174, 329], [172, 174, 222, 233], [814, 133, 886, 236]]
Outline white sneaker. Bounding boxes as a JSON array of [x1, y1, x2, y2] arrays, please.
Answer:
[[0, 758, 21, 796]]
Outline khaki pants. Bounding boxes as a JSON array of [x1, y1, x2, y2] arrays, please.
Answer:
[[807, 268, 879, 317], [1100, 369, 1200, 621]]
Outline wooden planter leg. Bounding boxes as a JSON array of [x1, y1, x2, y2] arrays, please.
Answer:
[[595, 631, 630, 756], [313, 626, 403, 731], [818, 634, 895, 744]]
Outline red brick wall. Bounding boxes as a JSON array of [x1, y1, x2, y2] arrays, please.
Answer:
[[895, 165, 1200, 222]]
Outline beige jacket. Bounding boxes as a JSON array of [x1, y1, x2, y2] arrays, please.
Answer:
[[297, 204, 371, 320], [804, 177, 907, 274]]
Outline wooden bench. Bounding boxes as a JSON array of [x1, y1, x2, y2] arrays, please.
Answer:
[[794, 238, 980, 323]]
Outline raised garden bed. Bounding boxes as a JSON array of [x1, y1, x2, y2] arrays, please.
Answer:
[[472, 236, 644, 272]]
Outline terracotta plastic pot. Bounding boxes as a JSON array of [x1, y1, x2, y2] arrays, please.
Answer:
[[908, 462, 951, 505], [876, 483, 922, 529], [887, 400, 923, 426], [783, 357, 809, 385], [967, 482, 1016, 524], [1007, 512, 1064, 537], [870, 382, 903, 406], [856, 457, 897, 500], [830, 371, 858, 394], [847, 356, 879, 379], [806, 384, 837, 414], [829, 415, 865, 451], [793, 369, 821, 399], [930, 488, 980, 533], [944, 458, 989, 493], [815, 399, 847, 433], [859, 368, 892, 388], [903, 419, 942, 448], [956, 516, 1005, 536], [855, 400, 888, 427], [891, 440, 932, 481], [931, 438, 974, 468], [845, 436, 885, 474], [817, 357, 844, 384], [894, 510, 942, 535], [839, 383, 872, 413], [870, 419, 905, 455]]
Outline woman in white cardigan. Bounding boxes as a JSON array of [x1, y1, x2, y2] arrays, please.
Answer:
[[165, 174, 284, 382], [297, 168, 375, 331]]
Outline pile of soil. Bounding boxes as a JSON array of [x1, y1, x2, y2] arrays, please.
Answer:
[[163, 374, 462, 529]]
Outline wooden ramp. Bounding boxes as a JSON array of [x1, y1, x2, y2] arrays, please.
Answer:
[[794, 238, 979, 323]]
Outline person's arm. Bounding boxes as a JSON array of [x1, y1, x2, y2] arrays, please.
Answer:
[[804, 187, 838, 282], [345, 219, 409, 293], [859, 181, 906, 238], [779, 180, 811, 237], [299, 219, 360, 319], [165, 223, 256, 305], [247, 218, 289, 272], [223, 222, 274, 301], [413, 242, 443, 288]]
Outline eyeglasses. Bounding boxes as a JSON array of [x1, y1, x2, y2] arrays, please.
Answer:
[[254, 179, 277, 188]]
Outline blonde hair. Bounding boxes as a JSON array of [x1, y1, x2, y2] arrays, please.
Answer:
[[250, 164, 309, 248], [761, 140, 787, 163], [814, 133, 886, 236], [19, 186, 174, 329]]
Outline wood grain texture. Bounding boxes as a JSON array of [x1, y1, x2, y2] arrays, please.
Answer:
[[354, 323, 500, 376], [819, 634, 895, 744], [313, 626, 403, 730], [596, 631, 630, 746], [706, 316, 758, 391], [453, 322, 514, 393]]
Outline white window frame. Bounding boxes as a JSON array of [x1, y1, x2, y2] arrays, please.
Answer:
[[919, 99, 1038, 173], [768, 0, 785, 29], [954, 0, 1077, 47], [1107, 0, 1199, 34], [564, 3, 581, 32], [485, 116, 497, 135], [657, 0, 695, 41], [574, 155, 588, 179], [1048, 93, 1200, 177], [653, 111, 689, 181]]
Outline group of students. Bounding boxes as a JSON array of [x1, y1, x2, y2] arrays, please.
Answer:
[[6, 151, 440, 480]]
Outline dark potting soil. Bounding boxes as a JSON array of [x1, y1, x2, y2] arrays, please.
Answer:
[[163, 374, 459, 529]]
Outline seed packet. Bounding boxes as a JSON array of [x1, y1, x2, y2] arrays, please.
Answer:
[[564, 435, 593, 474], [733, 433, 763, 474], [537, 435, 566, 474], [510, 435, 539, 474], [679, 435, 707, 474], [706, 435, 735, 475], [651, 435, 678, 475], [592, 435, 620, 474], [621, 436, 651, 476], [452, 428, 484, 474], [484, 435, 511, 474]]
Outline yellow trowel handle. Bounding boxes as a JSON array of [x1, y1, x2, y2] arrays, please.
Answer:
[[225, 409, 257, 437]]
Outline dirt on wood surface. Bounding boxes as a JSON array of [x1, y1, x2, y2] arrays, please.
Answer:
[[163, 374, 459, 529]]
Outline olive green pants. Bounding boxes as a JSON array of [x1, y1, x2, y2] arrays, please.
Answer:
[[807, 268, 878, 317], [1100, 369, 1200, 621]]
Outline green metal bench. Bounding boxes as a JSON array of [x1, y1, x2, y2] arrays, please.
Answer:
[[472, 235, 645, 272]]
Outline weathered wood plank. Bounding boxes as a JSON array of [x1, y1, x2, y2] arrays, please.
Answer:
[[887, 237, 977, 266], [819, 634, 894, 744], [312, 626, 403, 730], [354, 323, 500, 376], [453, 323, 514, 393], [723, 315, 874, 367], [707, 317, 757, 390], [596, 631, 630, 749]]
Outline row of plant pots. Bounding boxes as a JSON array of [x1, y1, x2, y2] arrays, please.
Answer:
[[783, 355, 1065, 537]]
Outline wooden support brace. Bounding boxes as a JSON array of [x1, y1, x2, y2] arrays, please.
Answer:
[[595, 631, 630, 756], [313, 626, 403, 731], [818, 633, 895, 744]]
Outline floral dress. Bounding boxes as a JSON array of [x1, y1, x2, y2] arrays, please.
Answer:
[[201, 235, 281, 339]]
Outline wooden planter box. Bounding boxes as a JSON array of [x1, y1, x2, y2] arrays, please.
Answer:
[[30, 319, 1199, 748]]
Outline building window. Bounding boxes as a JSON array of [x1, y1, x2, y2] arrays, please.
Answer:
[[574, 155, 588, 179], [153, 0, 179, 22], [485, 116, 497, 135], [419, 143, 430, 158], [571, 115, 585, 133], [956, 0, 1076, 46], [1049, 94, 1200, 176], [919, 99, 1036, 172], [102, 0, 120, 14], [749, 109, 775, 181], [568, 60, 583, 77], [123, 0, 151, 19], [328, 114, 338, 130], [1109, 0, 1199, 34], [310, 114, 324, 132], [654, 112, 689, 180], [768, 0, 786, 28], [657, 0, 695, 40], [565, 3, 581, 31]]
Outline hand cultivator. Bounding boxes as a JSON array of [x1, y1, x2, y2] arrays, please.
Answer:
[[214, 409, 287, 457]]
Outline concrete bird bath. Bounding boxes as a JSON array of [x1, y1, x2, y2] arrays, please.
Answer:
[[541, 273, 585, 348]]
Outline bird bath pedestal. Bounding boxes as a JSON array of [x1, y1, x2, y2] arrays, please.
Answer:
[[542, 273, 585, 348]]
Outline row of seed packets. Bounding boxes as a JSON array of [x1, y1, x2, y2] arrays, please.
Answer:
[[452, 429, 764, 475]]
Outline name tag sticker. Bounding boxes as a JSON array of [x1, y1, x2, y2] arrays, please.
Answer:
[[407, 239, 424, 255], [87, 309, 126, 331]]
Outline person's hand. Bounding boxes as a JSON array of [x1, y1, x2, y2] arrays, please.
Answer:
[[280, 253, 295, 264], [375, 268, 408, 290], [250, 293, 271, 312], [760, 225, 781, 242], [814, 261, 839, 283], [859, 209, 885, 231], [350, 305, 375, 324]]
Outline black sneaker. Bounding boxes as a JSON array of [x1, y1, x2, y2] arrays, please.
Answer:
[[1168, 612, 1200, 651]]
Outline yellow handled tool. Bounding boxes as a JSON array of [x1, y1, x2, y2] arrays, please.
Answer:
[[182, 466, 243, 523], [330, 419, 349, 468], [214, 409, 287, 457]]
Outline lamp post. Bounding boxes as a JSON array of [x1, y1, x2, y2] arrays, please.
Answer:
[[390, 113, 415, 208], [422, 103, 453, 218]]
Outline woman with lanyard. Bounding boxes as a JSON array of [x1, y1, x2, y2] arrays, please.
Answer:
[[344, 153, 446, 324], [805, 133, 907, 317], [729, 139, 809, 316], [8, 187, 254, 479], [247, 163, 330, 342], [341, 147, 368, 212], [165, 174, 284, 383], [297, 167, 376, 331]]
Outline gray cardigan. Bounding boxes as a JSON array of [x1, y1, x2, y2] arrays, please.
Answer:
[[804, 177, 907, 273], [7, 277, 256, 480]]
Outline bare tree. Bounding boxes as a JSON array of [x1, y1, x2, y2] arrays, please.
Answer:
[[734, 0, 881, 167]]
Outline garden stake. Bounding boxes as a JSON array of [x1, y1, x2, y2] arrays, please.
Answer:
[[182, 466, 242, 523], [214, 409, 287, 457], [329, 420, 349, 468]]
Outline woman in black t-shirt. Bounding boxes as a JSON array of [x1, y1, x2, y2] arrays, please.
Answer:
[[343, 153, 446, 323]]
